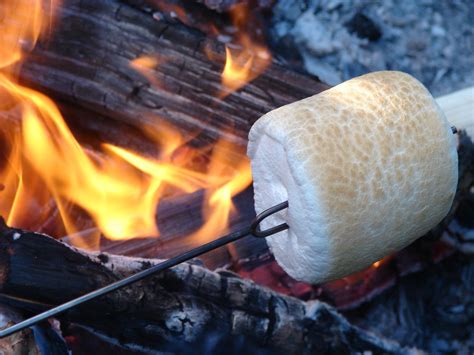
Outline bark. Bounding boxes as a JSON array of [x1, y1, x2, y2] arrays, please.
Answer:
[[20, 0, 327, 149], [0, 221, 411, 354]]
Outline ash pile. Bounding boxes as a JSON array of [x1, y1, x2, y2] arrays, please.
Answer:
[[270, 0, 474, 96]]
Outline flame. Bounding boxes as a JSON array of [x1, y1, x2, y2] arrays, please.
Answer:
[[0, 0, 253, 249], [189, 139, 252, 243], [153, 1, 272, 96], [130, 55, 162, 88], [0, 0, 58, 227], [0, 0, 51, 69], [219, 4, 271, 96], [131, 56, 159, 71]]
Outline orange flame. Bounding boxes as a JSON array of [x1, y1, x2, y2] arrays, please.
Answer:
[[0, 0, 252, 249], [189, 139, 252, 243], [130, 55, 162, 88], [0, 0, 58, 227], [220, 4, 272, 96], [134, 3, 272, 97]]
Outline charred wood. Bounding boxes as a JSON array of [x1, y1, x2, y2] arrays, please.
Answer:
[[20, 0, 327, 150], [0, 222, 411, 354]]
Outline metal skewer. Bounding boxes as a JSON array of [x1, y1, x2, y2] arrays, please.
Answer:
[[0, 201, 289, 338], [0, 126, 459, 338]]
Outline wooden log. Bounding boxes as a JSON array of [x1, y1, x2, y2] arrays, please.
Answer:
[[20, 0, 328, 149], [0, 220, 411, 354], [61, 187, 265, 270]]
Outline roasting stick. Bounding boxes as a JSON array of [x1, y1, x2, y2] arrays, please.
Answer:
[[436, 86, 474, 138], [0, 202, 289, 338], [0, 83, 471, 339]]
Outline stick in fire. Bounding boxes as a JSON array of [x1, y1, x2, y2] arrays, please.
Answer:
[[0, 201, 289, 337], [0, 70, 461, 337]]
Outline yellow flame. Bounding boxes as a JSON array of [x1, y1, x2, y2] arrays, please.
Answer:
[[188, 139, 252, 243], [130, 55, 163, 89], [222, 46, 254, 90], [131, 56, 159, 70], [0, 0, 57, 226], [219, 4, 272, 96]]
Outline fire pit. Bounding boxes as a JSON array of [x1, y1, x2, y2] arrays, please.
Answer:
[[0, 0, 472, 354]]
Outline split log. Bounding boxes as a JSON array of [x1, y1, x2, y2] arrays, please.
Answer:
[[0, 221, 412, 354], [20, 0, 328, 149], [62, 187, 266, 270]]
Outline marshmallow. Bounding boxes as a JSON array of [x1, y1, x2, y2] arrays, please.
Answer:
[[248, 71, 458, 284]]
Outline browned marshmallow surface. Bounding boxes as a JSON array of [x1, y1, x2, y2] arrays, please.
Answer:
[[248, 71, 458, 284]]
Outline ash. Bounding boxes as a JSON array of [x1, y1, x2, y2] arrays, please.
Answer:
[[270, 0, 474, 96]]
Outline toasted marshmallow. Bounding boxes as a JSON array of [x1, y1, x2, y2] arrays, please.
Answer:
[[248, 71, 458, 284]]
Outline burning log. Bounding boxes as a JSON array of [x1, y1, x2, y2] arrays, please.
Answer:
[[20, 0, 328, 148], [0, 0, 328, 293], [0, 220, 412, 353], [0, 0, 326, 268]]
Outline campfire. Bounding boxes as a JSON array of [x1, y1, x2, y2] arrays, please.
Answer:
[[0, 0, 472, 354]]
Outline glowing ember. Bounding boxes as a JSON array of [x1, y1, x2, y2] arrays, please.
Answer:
[[130, 56, 160, 71], [373, 261, 382, 268], [0, 0, 252, 249]]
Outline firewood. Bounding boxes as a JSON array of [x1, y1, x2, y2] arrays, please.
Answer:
[[0, 220, 411, 354], [20, 0, 327, 149]]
